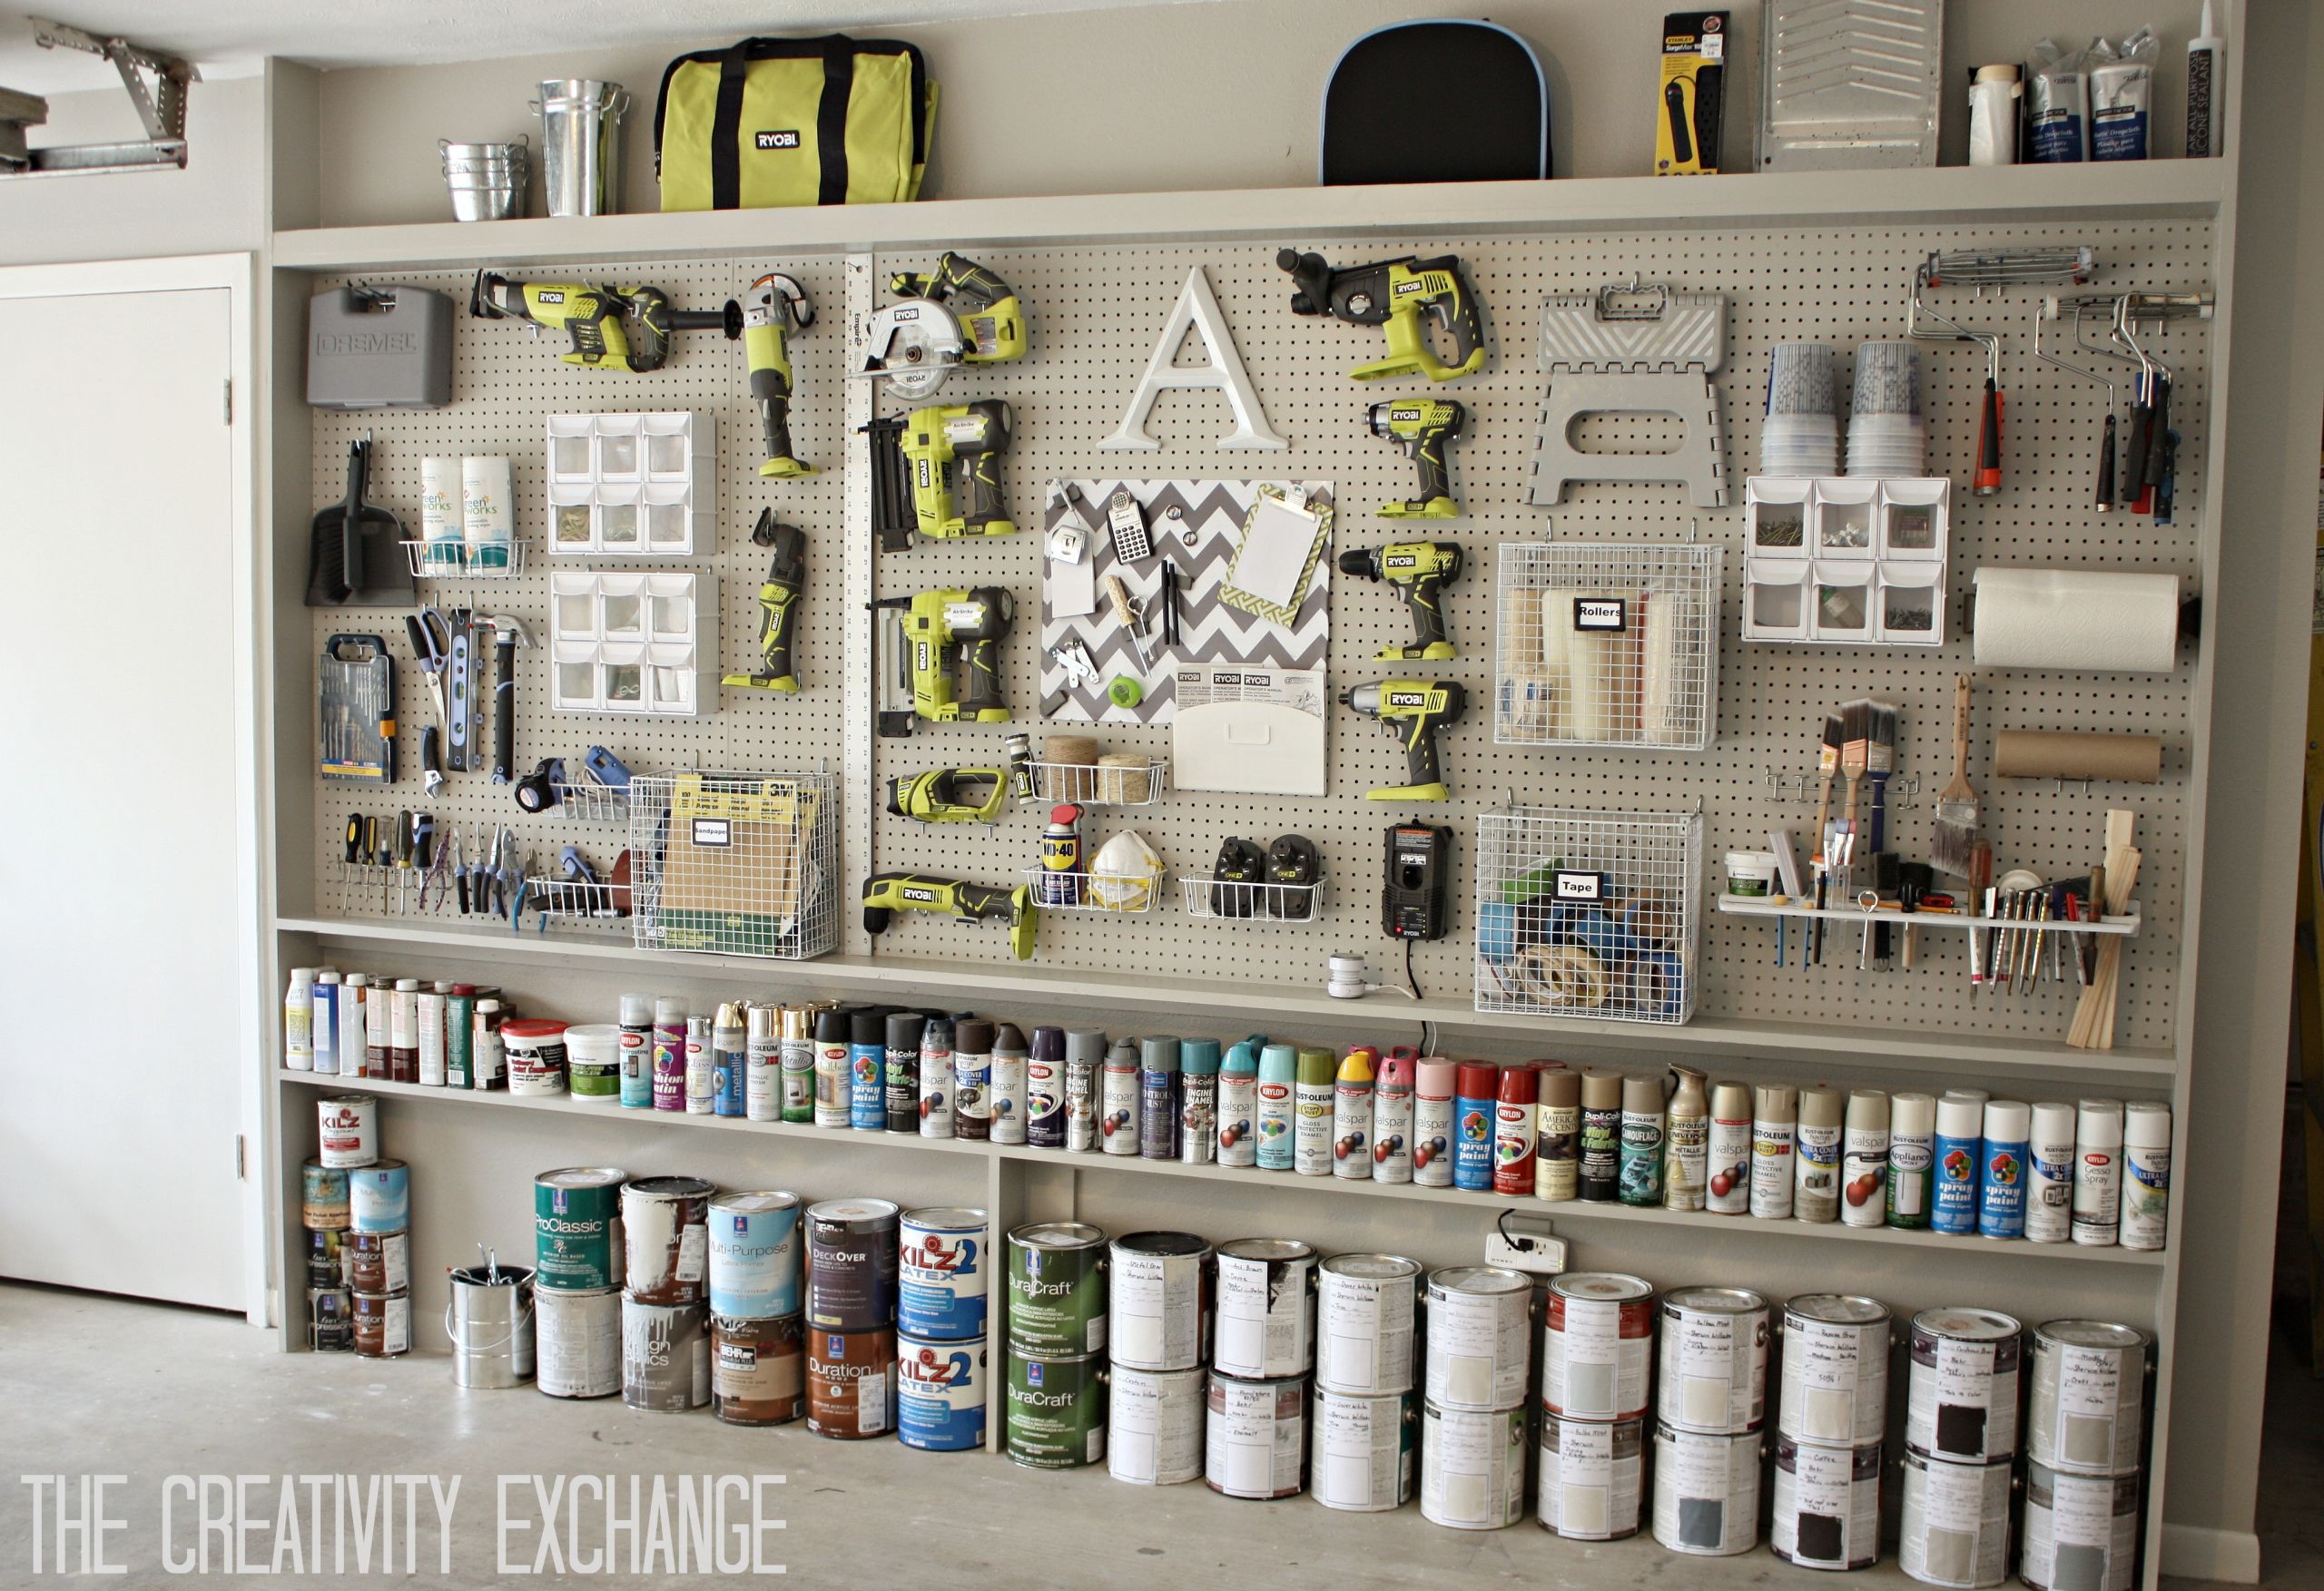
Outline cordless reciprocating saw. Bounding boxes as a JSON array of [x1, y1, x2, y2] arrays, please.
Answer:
[[862, 400, 1016, 552], [722, 514, 806, 693], [1369, 398, 1466, 517], [1275, 249, 1487, 383], [1338, 542, 1463, 661], [862, 872, 1037, 960], [1340, 680, 1468, 800], [470, 271, 736, 372]]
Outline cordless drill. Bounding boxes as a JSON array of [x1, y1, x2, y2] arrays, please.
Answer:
[[1275, 249, 1487, 382], [722, 516, 806, 693], [862, 873, 1038, 960], [873, 587, 1014, 736], [862, 400, 1016, 552], [743, 273, 814, 477], [1369, 398, 1466, 517], [1340, 680, 1468, 800], [1338, 542, 1463, 660]]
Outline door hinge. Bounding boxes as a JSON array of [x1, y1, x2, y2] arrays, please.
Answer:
[[222, 378, 231, 424], [235, 1134, 246, 1180]]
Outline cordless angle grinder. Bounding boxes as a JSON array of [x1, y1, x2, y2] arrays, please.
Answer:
[[469, 271, 738, 372], [1338, 541, 1463, 660], [743, 272, 815, 477], [1340, 680, 1468, 800], [862, 400, 1016, 551], [852, 251, 1027, 398], [1275, 248, 1487, 382], [722, 513, 806, 693], [872, 587, 1014, 736], [887, 768, 1009, 823], [862, 873, 1038, 960], [1369, 398, 1466, 517]]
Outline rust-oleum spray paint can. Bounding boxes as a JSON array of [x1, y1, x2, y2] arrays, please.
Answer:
[[991, 1024, 1029, 1145], [1103, 1038, 1142, 1154], [919, 1017, 955, 1139], [1580, 1069, 1622, 1202], [1334, 1047, 1376, 1179], [1751, 1084, 1798, 1220], [813, 1008, 852, 1129], [1216, 1039, 1259, 1166], [653, 997, 687, 1112], [1664, 1066, 1708, 1211], [954, 1020, 995, 1142], [1295, 1047, 1337, 1176], [1493, 1063, 1537, 1194], [1413, 1059, 1454, 1187], [1180, 1039, 1220, 1164], [1537, 1066, 1581, 1202], [1065, 1029, 1105, 1153], [1028, 1026, 1068, 1150], [1139, 1037, 1179, 1161], [1373, 1048, 1414, 1183], [1842, 1089, 1891, 1228], [2024, 1100, 2076, 1243], [1452, 1062, 1498, 1193], [1620, 1073, 1668, 1206], [1708, 1081, 1754, 1215], [780, 1004, 815, 1124], [1886, 1091, 1935, 1229], [1794, 1086, 1845, 1223]]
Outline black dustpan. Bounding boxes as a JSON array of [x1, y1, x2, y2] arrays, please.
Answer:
[[306, 438, 417, 607], [1322, 21, 1551, 186]]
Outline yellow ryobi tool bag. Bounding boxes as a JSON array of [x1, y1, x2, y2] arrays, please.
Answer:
[[655, 34, 936, 211]]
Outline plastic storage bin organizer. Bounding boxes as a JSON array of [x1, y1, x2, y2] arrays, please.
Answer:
[[547, 412, 715, 555], [1743, 476, 1948, 647], [550, 570, 718, 716], [1493, 540, 1724, 750]]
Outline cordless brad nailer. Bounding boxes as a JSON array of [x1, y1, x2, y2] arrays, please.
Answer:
[[1275, 249, 1487, 382], [1340, 680, 1469, 800], [1338, 542, 1464, 660], [722, 514, 806, 693], [862, 400, 1016, 552]]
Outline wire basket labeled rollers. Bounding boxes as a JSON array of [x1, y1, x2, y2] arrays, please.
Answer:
[[1493, 542, 1722, 751], [1474, 805, 1702, 1026], [627, 771, 840, 960]]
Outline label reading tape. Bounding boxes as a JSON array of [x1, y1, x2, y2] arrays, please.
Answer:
[[1554, 870, 1607, 902]]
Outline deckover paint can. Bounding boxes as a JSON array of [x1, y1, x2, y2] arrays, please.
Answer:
[[301, 1160, 350, 1230], [1007, 1223, 1108, 1356], [806, 1326, 895, 1438], [1658, 1286, 1768, 1435], [897, 1332, 987, 1451], [316, 1094, 378, 1169], [2021, 1461, 2142, 1591], [1542, 1272, 1655, 1421], [1213, 1237, 1316, 1380], [805, 1197, 901, 1331], [1536, 1410, 1644, 1540], [622, 1298, 710, 1412], [348, 1161, 410, 1234], [711, 1312, 804, 1426], [1314, 1253, 1421, 1396], [1771, 1434, 1883, 1570], [1424, 1266, 1532, 1412], [1419, 1401, 1527, 1529], [708, 1192, 803, 1321], [1651, 1423, 1763, 1556], [899, 1206, 989, 1341], [1907, 1308, 2024, 1463], [352, 1290, 411, 1360], [1108, 1364, 1206, 1485], [1109, 1231, 1211, 1371], [1778, 1294, 1893, 1448], [1007, 1349, 1107, 1468], [1311, 1389, 1417, 1511], [534, 1286, 622, 1399], [534, 1167, 626, 1292], [1897, 1447, 2013, 1588], [622, 1176, 714, 1306], [2026, 1320, 2152, 1476], [1205, 1372, 1308, 1499]]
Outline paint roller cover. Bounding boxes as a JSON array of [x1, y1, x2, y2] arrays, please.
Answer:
[[1641, 590, 1694, 746], [1993, 732, 2162, 783], [1542, 588, 1637, 743], [1970, 569, 2179, 673]]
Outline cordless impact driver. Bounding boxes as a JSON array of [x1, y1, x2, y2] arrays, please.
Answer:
[[862, 400, 1016, 552], [1340, 680, 1468, 800], [1275, 249, 1487, 382], [1338, 542, 1463, 660], [1370, 398, 1466, 517], [722, 515, 806, 693]]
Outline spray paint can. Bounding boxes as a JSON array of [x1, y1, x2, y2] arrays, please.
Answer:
[[1098, 1037, 1140, 1154], [842, 1010, 882, 1131], [615, 994, 651, 1107], [286, 967, 314, 1069], [882, 1011, 922, 1134], [2024, 1101, 2077, 1243], [709, 1004, 744, 1118], [683, 1015, 714, 1115], [1373, 1049, 1414, 1183], [1931, 1094, 1984, 1235], [1663, 1066, 1707, 1211], [390, 978, 420, 1082], [1838, 1089, 1889, 1227], [984, 1023, 1026, 1145], [418, 982, 448, 1086], [310, 971, 340, 1075], [650, 997, 685, 1112], [1179, 1039, 1219, 1164], [1028, 1026, 1068, 1149], [1256, 1045, 1297, 1171], [1531, 1066, 1579, 1202], [1750, 1084, 1797, 1220], [2120, 1101, 2171, 1250], [1066, 1029, 1105, 1153], [952, 1019, 993, 1142], [1334, 1047, 1377, 1179], [1137, 1036, 1178, 1160], [917, 1016, 954, 1138], [813, 1008, 852, 1129], [1294, 1047, 1337, 1176], [1886, 1091, 1936, 1229], [1620, 1072, 1668, 1206], [1579, 1069, 1622, 1201], [1794, 1086, 1844, 1223], [1217, 1039, 1259, 1167], [1977, 1099, 2031, 1239], [1493, 1063, 1539, 1194], [2073, 1097, 2124, 1246], [779, 1006, 815, 1124], [1413, 1059, 1454, 1188], [1452, 1062, 1499, 1193]]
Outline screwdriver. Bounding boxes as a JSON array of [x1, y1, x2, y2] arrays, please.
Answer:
[[394, 810, 415, 913]]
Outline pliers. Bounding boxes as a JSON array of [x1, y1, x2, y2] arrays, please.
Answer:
[[469, 830, 497, 918], [493, 826, 523, 920], [421, 820, 454, 913]]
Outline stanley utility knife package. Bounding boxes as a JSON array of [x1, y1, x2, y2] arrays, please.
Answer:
[[1656, 12, 1731, 175], [655, 34, 937, 211]]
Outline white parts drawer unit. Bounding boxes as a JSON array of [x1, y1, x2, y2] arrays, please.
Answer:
[[550, 570, 719, 717], [1743, 476, 1949, 647], [547, 411, 715, 555]]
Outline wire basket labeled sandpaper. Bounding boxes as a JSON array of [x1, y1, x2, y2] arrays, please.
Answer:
[[627, 771, 839, 960], [1493, 541, 1722, 751], [1474, 805, 1702, 1026]]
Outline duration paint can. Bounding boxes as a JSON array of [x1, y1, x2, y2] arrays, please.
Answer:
[[565, 1024, 621, 1099], [1772, 1433, 1883, 1570], [1424, 1265, 1532, 1411], [447, 1264, 536, 1390], [348, 1229, 410, 1295], [1205, 1372, 1308, 1500], [622, 1176, 714, 1306], [805, 1197, 901, 1331], [348, 1161, 410, 1234], [707, 1192, 803, 1321], [1536, 1410, 1644, 1540], [1420, 1401, 1527, 1529], [1007, 1349, 1108, 1468], [351, 1290, 410, 1360], [1542, 1272, 1655, 1421], [1109, 1231, 1211, 1371], [534, 1167, 625, 1292], [806, 1326, 894, 1438], [897, 1332, 988, 1451], [1315, 1253, 1421, 1396], [1007, 1223, 1108, 1356], [1908, 1307, 2024, 1462], [1213, 1237, 1316, 1380], [1311, 1388, 1417, 1511], [309, 1287, 353, 1352], [534, 1286, 622, 1399], [2022, 1460, 2142, 1591], [712, 1311, 804, 1426], [1780, 1294, 1894, 1448], [301, 1159, 350, 1229], [1658, 1285, 1769, 1435], [316, 1094, 378, 1168], [502, 1018, 570, 1095], [1898, 1447, 2013, 1588], [1108, 1363, 1206, 1485], [898, 1206, 990, 1342], [622, 1297, 710, 1412], [2027, 1320, 2152, 1476], [1651, 1422, 1763, 1557]]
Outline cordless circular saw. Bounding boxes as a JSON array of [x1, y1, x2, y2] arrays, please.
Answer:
[[851, 251, 1026, 399]]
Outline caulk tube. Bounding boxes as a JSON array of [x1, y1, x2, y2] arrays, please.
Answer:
[[1978, 1099, 2031, 1238], [1139, 1036, 1179, 1162], [1662, 1066, 1708, 1211], [1537, 1066, 1581, 1203], [1216, 1039, 1259, 1167], [990, 1023, 1029, 1146], [1619, 1071, 1667, 1207], [1373, 1048, 1415, 1183], [1886, 1091, 1936, 1228], [779, 1005, 814, 1123], [1452, 1062, 1499, 1193], [1931, 1093, 1984, 1235], [1064, 1028, 1106, 1153], [2072, 1096, 2124, 1246], [812, 1007, 853, 1129], [1334, 1047, 1377, 1181], [1178, 1039, 1220, 1164], [2185, 2, 2223, 159], [1841, 1089, 1891, 1229], [1256, 1044, 1297, 1170], [1103, 1037, 1143, 1156], [2024, 1100, 2078, 1243], [2120, 1101, 2171, 1250], [1295, 1047, 1338, 1176], [1793, 1085, 1844, 1223], [1578, 1069, 1622, 1202], [1750, 1084, 1797, 1220], [1493, 1062, 1539, 1195], [1706, 1081, 1753, 1216], [1413, 1058, 1454, 1187]]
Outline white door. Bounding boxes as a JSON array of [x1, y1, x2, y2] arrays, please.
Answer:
[[0, 285, 248, 1311]]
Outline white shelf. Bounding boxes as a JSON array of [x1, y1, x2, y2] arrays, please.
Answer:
[[1718, 896, 2143, 937]]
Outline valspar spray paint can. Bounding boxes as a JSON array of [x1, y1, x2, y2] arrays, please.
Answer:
[[1619, 1072, 1667, 1206], [1315, 1253, 1421, 1396], [1420, 1402, 1527, 1528], [1771, 1434, 1883, 1570], [2073, 1096, 2124, 1245], [1027, 1026, 1067, 1149], [898, 1207, 988, 1342], [1334, 1047, 1376, 1179], [2121, 1101, 2171, 1250], [1216, 1039, 1257, 1166], [2025, 1100, 2078, 1243], [1213, 1237, 1315, 1380], [1978, 1099, 2031, 1238], [954, 1020, 995, 1141], [1907, 1307, 2023, 1462], [2022, 1463, 2142, 1591], [1779, 1294, 1892, 1447], [1652, 1423, 1763, 1556], [1794, 1086, 1843, 1223], [1424, 1265, 1531, 1411], [1205, 1371, 1308, 1499], [744, 1004, 781, 1121], [1294, 1047, 1336, 1176], [1708, 1081, 1753, 1215], [2027, 1319, 2151, 1475], [1372, 1048, 1413, 1183], [1255, 1045, 1295, 1170], [990, 1023, 1029, 1145], [1413, 1058, 1454, 1187], [1899, 1447, 2013, 1587], [1313, 1388, 1417, 1510], [1493, 1062, 1538, 1194], [1842, 1089, 1890, 1227], [779, 1005, 814, 1125], [1139, 1036, 1179, 1161], [1537, 1066, 1581, 1201], [1108, 1364, 1205, 1484], [1751, 1084, 1797, 1219], [812, 1008, 852, 1128], [1932, 1094, 1984, 1235], [1179, 1038, 1219, 1164], [1664, 1066, 1707, 1211], [1887, 1091, 1936, 1228], [884, 1011, 923, 1134], [1539, 1411, 1644, 1539], [897, 1334, 986, 1451], [1066, 1029, 1105, 1154], [1109, 1231, 1210, 1371], [1542, 1272, 1654, 1421], [1658, 1286, 1768, 1435], [1453, 1061, 1499, 1192], [1579, 1068, 1621, 1201], [919, 1016, 954, 1138], [1101, 1037, 1141, 1154]]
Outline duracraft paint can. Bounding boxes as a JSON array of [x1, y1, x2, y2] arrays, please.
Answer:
[[1315, 1252, 1421, 1396], [301, 1159, 350, 1229], [1452, 1061, 1499, 1192], [711, 1312, 803, 1425], [503, 1017, 570, 1095], [898, 1332, 987, 1451], [448, 1264, 536, 1390], [535, 1167, 625, 1292], [1027, 1026, 1067, 1149], [1907, 1307, 2024, 1462], [565, 1024, 621, 1100], [317, 1093, 379, 1169], [305, 1229, 348, 1289], [534, 1286, 622, 1399], [1008, 1223, 1108, 1355], [2120, 1101, 2171, 1251], [348, 1229, 410, 1294], [1900, 1447, 2013, 1587], [1180, 1038, 1220, 1165], [1213, 1237, 1316, 1380], [1206, 1372, 1309, 1499], [622, 1297, 710, 1411], [310, 1286, 354, 1352], [708, 1192, 803, 1321], [1425, 1265, 1532, 1412], [1066, 1028, 1104, 1153], [1420, 1401, 1527, 1528], [2021, 1461, 2142, 1591], [807, 1326, 894, 1438], [1007, 1349, 1107, 1468], [806, 1198, 901, 1331], [1536, 1066, 1581, 1201], [1108, 1364, 1206, 1485], [1658, 1286, 1768, 1435], [1103, 1037, 1141, 1154], [2027, 1320, 2152, 1475], [1109, 1231, 1211, 1371], [1707, 1079, 1754, 1215], [1543, 1272, 1654, 1421], [1779, 1294, 1893, 1448], [349, 1161, 410, 1234], [1651, 1422, 1763, 1556], [1311, 1388, 1416, 1511], [1413, 1058, 1453, 1187], [899, 1206, 989, 1341], [1772, 1433, 1883, 1569], [1537, 1410, 1644, 1540], [623, 1175, 714, 1306], [352, 1290, 411, 1359]]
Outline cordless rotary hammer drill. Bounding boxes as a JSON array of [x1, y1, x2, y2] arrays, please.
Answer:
[[1275, 249, 1487, 383], [862, 400, 1016, 552], [1338, 542, 1463, 661], [470, 271, 735, 372], [1370, 398, 1466, 518], [1340, 680, 1469, 801]]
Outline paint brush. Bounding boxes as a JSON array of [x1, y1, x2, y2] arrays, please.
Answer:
[[1813, 714, 1844, 964], [1839, 699, 1872, 861], [1932, 673, 1981, 878]]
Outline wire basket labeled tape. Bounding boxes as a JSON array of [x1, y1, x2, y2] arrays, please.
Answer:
[[1181, 875, 1328, 923], [1494, 541, 1723, 751], [627, 771, 840, 959], [1474, 805, 1702, 1026]]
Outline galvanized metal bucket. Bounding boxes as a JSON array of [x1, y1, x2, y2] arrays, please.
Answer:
[[531, 80, 626, 217], [447, 1265, 536, 1389], [440, 136, 527, 222]]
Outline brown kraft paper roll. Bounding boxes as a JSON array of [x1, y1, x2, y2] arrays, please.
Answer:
[[1993, 732, 2162, 784]]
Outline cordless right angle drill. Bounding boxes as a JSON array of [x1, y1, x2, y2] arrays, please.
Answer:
[[1338, 541, 1464, 661], [722, 515, 806, 693]]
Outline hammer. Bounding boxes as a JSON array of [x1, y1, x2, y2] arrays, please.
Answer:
[[469, 614, 535, 784]]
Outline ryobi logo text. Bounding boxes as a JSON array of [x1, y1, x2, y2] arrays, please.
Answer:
[[754, 130, 802, 150], [903, 887, 939, 905], [537, 290, 566, 304], [1386, 691, 1433, 709]]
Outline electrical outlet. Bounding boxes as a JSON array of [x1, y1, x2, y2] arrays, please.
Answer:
[[1485, 1229, 1568, 1276]]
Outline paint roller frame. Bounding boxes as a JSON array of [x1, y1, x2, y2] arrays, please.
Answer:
[[1908, 246, 2096, 495]]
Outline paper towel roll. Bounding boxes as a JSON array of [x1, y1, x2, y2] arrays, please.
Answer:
[[1971, 568, 2180, 673]]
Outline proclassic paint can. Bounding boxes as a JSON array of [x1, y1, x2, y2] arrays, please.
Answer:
[[535, 1167, 626, 1292], [1109, 1231, 1211, 1372], [1205, 1372, 1308, 1499], [1898, 1447, 2013, 1588], [707, 1192, 803, 1321], [352, 1290, 411, 1359], [1315, 1253, 1421, 1396], [897, 1332, 987, 1451], [1008, 1223, 1107, 1355], [348, 1161, 410, 1234], [301, 1159, 350, 1229], [2026, 1320, 2152, 1476], [1908, 1307, 2024, 1463], [1651, 1422, 1763, 1556], [899, 1207, 989, 1342], [1658, 1286, 1769, 1435], [2021, 1461, 2142, 1591], [806, 1197, 901, 1331], [1213, 1237, 1316, 1380], [316, 1094, 378, 1168], [1108, 1363, 1206, 1485], [1542, 1272, 1654, 1421], [447, 1264, 536, 1390], [535, 1286, 622, 1399], [1780, 1294, 1894, 1448], [1008, 1349, 1107, 1468], [1420, 1401, 1527, 1528], [1536, 1410, 1644, 1540], [1771, 1433, 1883, 1570], [1424, 1266, 1531, 1411], [623, 1297, 710, 1411], [711, 1312, 803, 1426], [622, 1176, 714, 1306], [1311, 1389, 1417, 1511], [807, 1326, 895, 1438]]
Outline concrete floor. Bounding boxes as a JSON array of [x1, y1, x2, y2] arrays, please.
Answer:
[[4, 1282, 2319, 1591]]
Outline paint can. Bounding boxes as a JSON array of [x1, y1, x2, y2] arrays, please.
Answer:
[[1420, 1401, 1527, 1529], [1772, 1433, 1883, 1569], [1542, 1272, 1655, 1421], [1536, 1409, 1644, 1540], [309, 1287, 353, 1352], [348, 1229, 411, 1295], [534, 1285, 622, 1399], [806, 1197, 901, 1331], [1007, 1222, 1108, 1355], [2021, 1461, 2142, 1591], [1311, 1388, 1417, 1511], [622, 1175, 714, 1305], [564, 1024, 622, 1100], [1314, 1252, 1421, 1396], [1657, 1285, 1768, 1435], [1897, 1447, 2013, 1588], [301, 1159, 350, 1229], [1007, 1349, 1108, 1468], [502, 1017, 570, 1095], [622, 1296, 710, 1412], [305, 1228, 348, 1289], [316, 1093, 378, 1168], [1907, 1307, 2023, 1462], [1109, 1231, 1211, 1371], [447, 1264, 536, 1390], [1650, 1422, 1762, 1556], [348, 1160, 410, 1234], [2027, 1320, 2152, 1476], [534, 1167, 626, 1292], [1213, 1237, 1316, 1380], [899, 1206, 989, 1341], [1109, 1363, 1206, 1485], [712, 1311, 804, 1426], [898, 1332, 988, 1451], [1424, 1265, 1532, 1411], [1779, 1294, 1894, 1448], [707, 1191, 803, 1321], [1205, 1372, 1308, 1499], [352, 1290, 411, 1359]]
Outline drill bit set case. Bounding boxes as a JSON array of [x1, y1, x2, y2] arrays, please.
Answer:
[[547, 411, 716, 555], [1742, 476, 1951, 646], [549, 570, 719, 716], [1493, 540, 1724, 751]]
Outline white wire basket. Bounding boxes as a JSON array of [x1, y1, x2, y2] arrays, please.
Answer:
[[402, 539, 532, 579], [523, 874, 628, 921], [548, 777, 629, 823], [1029, 757, 1167, 807], [627, 771, 840, 959], [1180, 875, 1327, 923], [1474, 805, 1703, 1026], [1019, 868, 1166, 915], [1493, 541, 1723, 751]]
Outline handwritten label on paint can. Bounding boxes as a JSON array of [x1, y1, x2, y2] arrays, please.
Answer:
[[1419, 1402, 1526, 1529], [1656, 1286, 1768, 1435], [1907, 1307, 2024, 1463], [1311, 1389, 1417, 1511], [1213, 1238, 1315, 1380], [1537, 1411, 1644, 1539], [2026, 1320, 2151, 1476], [1651, 1423, 1762, 1557], [1542, 1272, 1654, 1420], [1771, 1434, 1883, 1570], [1315, 1254, 1420, 1396], [1898, 1447, 2012, 1588], [316, 1094, 378, 1169], [1108, 1364, 1205, 1485], [1424, 1266, 1531, 1411], [1206, 1372, 1308, 1499], [2020, 1461, 2141, 1591], [1109, 1232, 1210, 1372], [1778, 1295, 1892, 1448]]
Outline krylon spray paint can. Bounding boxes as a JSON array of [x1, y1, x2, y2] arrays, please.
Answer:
[[1493, 1063, 1538, 1195], [1027, 1026, 1067, 1149], [1256, 1045, 1296, 1171], [617, 994, 653, 1109], [2072, 1097, 2123, 1247], [652, 997, 686, 1113]]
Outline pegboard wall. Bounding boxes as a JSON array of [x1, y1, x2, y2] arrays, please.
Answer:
[[307, 214, 2211, 1052]]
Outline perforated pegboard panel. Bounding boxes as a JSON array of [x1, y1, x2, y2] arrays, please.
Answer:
[[308, 217, 2211, 1054]]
